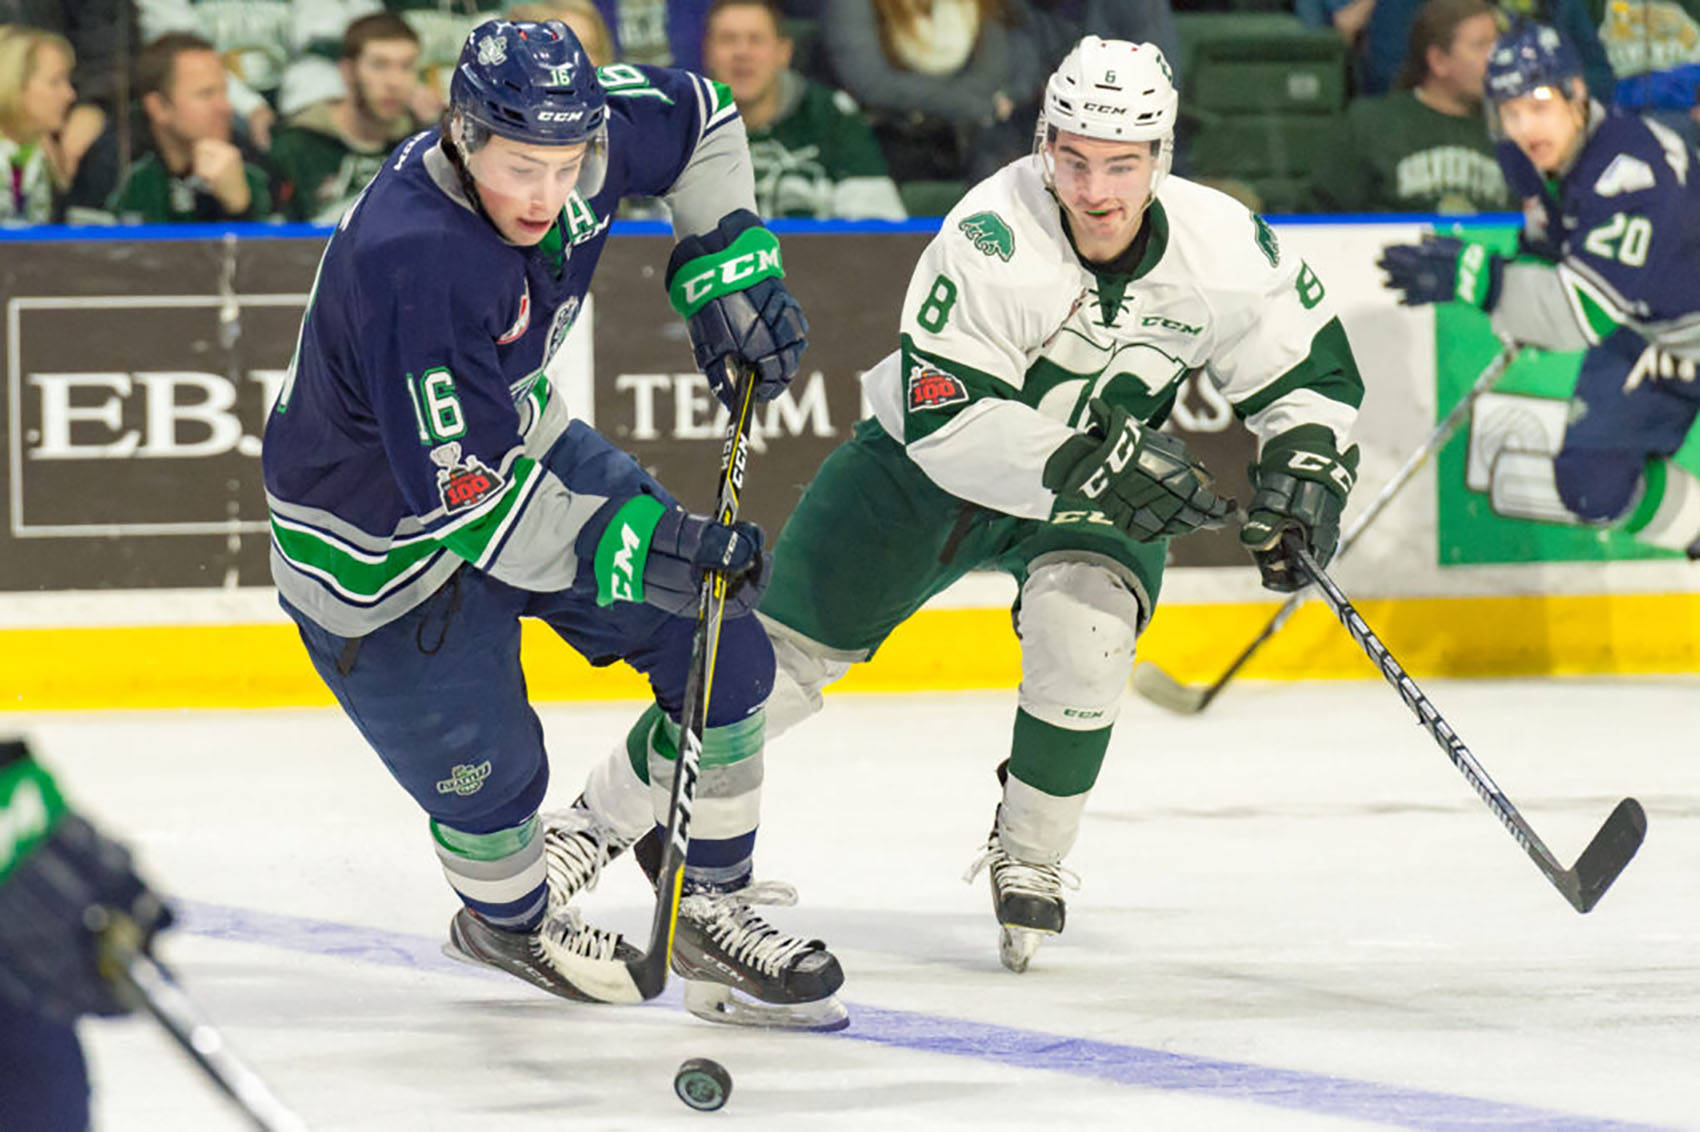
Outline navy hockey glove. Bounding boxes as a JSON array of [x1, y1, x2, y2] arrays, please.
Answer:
[[1043, 399, 1234, 541], [590, 496, 767, 618], [1240, 426, 1359, 592], [666, 209, 808, 410], [0, 740, 173, 1023], [1377, 235, 1504, 311]]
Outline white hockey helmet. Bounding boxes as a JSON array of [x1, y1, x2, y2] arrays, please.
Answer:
[[1037, 37, 1179, 197]]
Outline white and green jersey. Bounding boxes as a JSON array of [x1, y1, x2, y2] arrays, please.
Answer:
[[861, 155, 1364, 521]]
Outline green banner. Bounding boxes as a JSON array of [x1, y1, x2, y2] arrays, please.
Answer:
[[1435, 225, 1700, 566]]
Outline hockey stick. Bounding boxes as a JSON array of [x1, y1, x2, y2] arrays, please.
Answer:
[[101, 934, 309, 1131], [1133, 342, 1522, 715], [626, 364, 759, 1000], [1285, 531, 1646, 913]]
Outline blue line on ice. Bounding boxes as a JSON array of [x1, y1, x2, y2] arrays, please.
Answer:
[[179, 900, 1671, 1132]]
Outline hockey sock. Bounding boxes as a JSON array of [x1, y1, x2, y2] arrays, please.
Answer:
[[431, 815, 548, 932], [643, 708, 766, 892], [1622, 459, 1700, 552], [1001, 709, 1109, 864]]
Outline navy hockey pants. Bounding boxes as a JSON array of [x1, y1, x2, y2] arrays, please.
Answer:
[[1556, 328, 1700, 521], [285, 574, 773, 837]]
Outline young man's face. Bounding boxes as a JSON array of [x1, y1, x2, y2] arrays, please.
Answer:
[[151, 49, 233, 144], [345, 38, 419, 123], [1497, 79, 1587, 173], [21, 43, 76, 137], [1047, 130, 1158, 263], [1428, 12, 1498, 104], [467, 132, 588, 245], [702, 4, 792, 109]]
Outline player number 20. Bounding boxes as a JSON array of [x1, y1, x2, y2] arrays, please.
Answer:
[[1583, 213, 1652, 268]]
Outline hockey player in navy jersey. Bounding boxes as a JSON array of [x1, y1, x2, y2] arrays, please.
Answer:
[[261, 18, 845, 1029], [1380, 21, 1700, 556]]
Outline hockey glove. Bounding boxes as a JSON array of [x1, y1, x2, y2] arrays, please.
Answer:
[[0, 740, 174, 1023], [1377, 235, 1504, 311], [666, 209, 808, 410], [590, 495, 767, 618], [1042, 398, 1234, 541], [1240, 426, 1359, 592]]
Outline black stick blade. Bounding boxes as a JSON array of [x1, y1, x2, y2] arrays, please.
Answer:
[[1566, 798, 1647, 913]]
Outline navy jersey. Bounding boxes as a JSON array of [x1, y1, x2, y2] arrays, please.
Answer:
[[1497, 112, 1700, 359], [263, 65, 748, 636]]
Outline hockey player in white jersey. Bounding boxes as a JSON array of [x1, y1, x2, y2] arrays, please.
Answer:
[[744, 37, 1366, 971]]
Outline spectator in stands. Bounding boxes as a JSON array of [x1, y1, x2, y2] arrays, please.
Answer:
[[135, 0, 288, 149], [106, 32, 272, 221], [508, 1, 617, 65], [591, 0, 713, 70], [1361, 0, 1614, 96], [1006, 0, 1178, 99], [268, 12, 416, 222], [822, 0, 1015, 183], [1307, 0, 1509, 213], [703, 0, 904, 218], [1587, 0, 1700, 147], [0, 25, 77, 223], [1296, 0, 1378, 50], [0, 0, 137, 115]]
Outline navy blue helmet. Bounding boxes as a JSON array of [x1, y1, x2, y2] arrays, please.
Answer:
[[1484, 20, 1584, 105], [450, 19, 607, 147]]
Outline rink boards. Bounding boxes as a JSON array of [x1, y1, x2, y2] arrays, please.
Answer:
[[2, 216, 1696, 709]]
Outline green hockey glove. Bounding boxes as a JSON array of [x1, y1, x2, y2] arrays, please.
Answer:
[[1240, 425, 1359, 592], [1043, 399, 1233, 541]]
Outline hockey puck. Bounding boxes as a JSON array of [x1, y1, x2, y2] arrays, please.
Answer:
[[674, 1057, 732, 1111]]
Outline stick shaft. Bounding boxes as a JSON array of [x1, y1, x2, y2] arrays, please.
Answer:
[[118, 952, 309, 1132], [637, 366, 759, 996], [1139, 343, 1520, 713], [1286, 534, 1568, 876]]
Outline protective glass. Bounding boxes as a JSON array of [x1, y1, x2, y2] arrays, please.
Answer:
[[1484, 83, 1584, 146], [1045, 140, 1158, 203], [457, 116, 608, 204]]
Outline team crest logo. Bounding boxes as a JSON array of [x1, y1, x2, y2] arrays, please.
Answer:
[[430, 442, 502, 512], [545, 296, 581, 360], [435, 761, 491, 796], [497, 281, 531, 345], [959, 211, 1015, 262], [907, 363, 969, 411], [476, 34, 507, 66]]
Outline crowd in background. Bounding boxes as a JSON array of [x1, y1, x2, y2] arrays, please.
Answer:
[[0, 0, 1696, 226]]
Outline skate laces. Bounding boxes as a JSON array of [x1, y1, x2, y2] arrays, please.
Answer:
[[535, 906, 626, 963], [541, 805, 633, 903], [680, 881, 815, 977], [963, 841, 1081, 900]]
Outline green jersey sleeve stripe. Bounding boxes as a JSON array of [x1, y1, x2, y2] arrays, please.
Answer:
[[1231, 317, 1365, 421]]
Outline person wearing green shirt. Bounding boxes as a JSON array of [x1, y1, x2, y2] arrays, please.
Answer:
[[1307, 0, 1509, 214], [269, 12, 419, 223], [701, 0, 904, 220], [108, 32, 272, 222]]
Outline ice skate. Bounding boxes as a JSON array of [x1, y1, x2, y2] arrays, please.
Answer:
[[671, 880, 849, 1031], [443, 904, 643, 1003], [964, 831, 1080, 974], [540, 799, 643, 909]]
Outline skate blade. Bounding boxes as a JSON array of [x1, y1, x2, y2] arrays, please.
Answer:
[[681, 978, 850, 1032], [998, 926, 1051, 974]]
